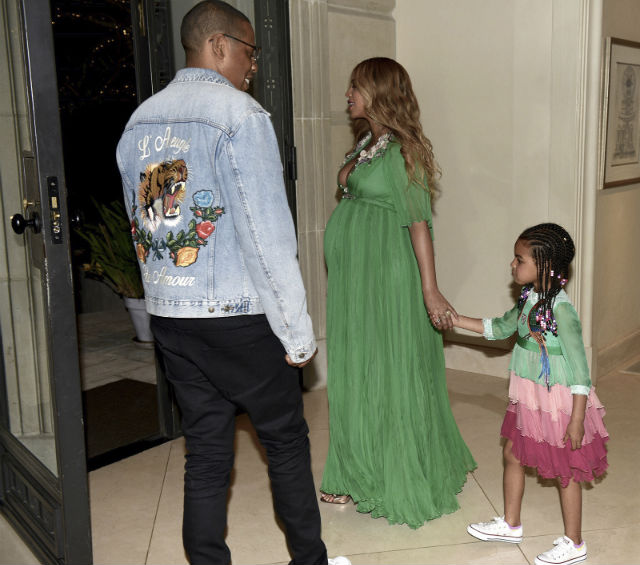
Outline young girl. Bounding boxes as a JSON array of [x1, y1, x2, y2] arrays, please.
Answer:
[[454, 223, 608, 565]]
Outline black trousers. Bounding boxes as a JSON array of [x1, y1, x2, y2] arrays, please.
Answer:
[[151, 314, 327, 565]]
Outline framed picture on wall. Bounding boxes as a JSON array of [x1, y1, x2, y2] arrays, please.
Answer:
[[601, 37, 640, 189]]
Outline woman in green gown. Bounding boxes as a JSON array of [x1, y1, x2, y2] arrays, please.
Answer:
[[320, 58, 476, 528]]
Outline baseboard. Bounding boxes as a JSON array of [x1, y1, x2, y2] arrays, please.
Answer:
[[443, 340, 511, 378], [597, 329, 640, 378]]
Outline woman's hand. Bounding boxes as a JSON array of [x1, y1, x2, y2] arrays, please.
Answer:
[[424, 288, 457, 331]]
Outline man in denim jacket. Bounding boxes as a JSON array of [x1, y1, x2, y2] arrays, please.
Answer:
[[116, 2, 339, 564]]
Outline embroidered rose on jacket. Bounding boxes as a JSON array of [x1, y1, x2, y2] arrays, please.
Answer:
[[196, 221, 215, 239]]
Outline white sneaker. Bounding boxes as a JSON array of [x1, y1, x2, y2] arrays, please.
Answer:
[[328, 557, 351, 565], [467, 516, 523, 543], [535, 536, 587, 565]]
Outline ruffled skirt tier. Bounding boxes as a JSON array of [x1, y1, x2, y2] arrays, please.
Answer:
[[500, 371, 609, 487]]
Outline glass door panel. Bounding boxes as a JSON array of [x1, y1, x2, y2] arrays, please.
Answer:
[[2, 152, 56, 476], [0, 2, 92, 562]]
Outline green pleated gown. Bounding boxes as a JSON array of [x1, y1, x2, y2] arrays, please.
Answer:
[[321, 137, 476, 528]]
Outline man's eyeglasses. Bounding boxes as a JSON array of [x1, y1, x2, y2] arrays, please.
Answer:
[[223, 33, 261, 62]]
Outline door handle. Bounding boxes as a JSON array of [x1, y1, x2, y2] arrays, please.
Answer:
[[11, 212, 41, 234]]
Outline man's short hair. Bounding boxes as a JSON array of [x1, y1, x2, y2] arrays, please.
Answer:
[[181, 0, 251, 55]]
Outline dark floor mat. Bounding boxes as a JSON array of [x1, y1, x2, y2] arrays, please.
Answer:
[[83, 379, 160, 459]]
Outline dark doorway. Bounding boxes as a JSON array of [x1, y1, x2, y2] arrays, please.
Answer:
[[51, 0, 164, 469]]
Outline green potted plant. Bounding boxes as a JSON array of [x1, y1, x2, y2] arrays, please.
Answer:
[[76, 199, 152, 345]]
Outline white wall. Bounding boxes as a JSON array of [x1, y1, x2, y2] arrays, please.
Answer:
[[289, 0, 622, 384], [395, 0, 596, 377], [595, 0, 640, 375]]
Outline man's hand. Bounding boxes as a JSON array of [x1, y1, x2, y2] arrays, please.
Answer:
[[285, 348, 318, 368]]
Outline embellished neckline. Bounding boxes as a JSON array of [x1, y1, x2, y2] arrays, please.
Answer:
[[338, 132, 393, 199], [340, 131, 393, 168], [355, 132, 392, 166]]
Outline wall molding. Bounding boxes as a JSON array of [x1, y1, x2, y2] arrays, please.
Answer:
[[597, 329, 640, 378], [574, 0, 602, 352]]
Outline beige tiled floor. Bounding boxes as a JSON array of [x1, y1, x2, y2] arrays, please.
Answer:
[[2, 359, 639, 564]]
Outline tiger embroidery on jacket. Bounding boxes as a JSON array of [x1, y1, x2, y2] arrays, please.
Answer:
[[138, 159, 188, 233]]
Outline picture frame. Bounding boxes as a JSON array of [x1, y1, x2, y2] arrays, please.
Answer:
[[600, 37, 640, 189]]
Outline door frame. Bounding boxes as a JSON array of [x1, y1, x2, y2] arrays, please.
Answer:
[[253, 0, 298, 223], [0, 2, 92, 563]]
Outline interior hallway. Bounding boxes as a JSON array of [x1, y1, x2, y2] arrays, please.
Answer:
[[1, 352, 638, 564]]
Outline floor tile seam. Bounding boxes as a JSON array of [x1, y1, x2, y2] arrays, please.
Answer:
[[584, 521, 640, 530], [618, 371, 640, 380], [145, 441, 174, 565], [526, 524, 640, 536], [516, 539, 531, 563], [470, 470, 502, 515], [485, 527, 636, 543], [357, 531, 640, 565], [312, 539, 530, 561]]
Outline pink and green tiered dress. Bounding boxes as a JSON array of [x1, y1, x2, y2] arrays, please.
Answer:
[[484, 289, 609, 486]]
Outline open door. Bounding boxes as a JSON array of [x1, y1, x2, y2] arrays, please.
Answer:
[[0, 2, 92, 563]]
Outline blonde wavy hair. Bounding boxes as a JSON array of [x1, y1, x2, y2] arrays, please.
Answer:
[[349, 57, 441, 193]]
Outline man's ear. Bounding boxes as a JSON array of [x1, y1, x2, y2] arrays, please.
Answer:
[[209, 33, 226, 60]]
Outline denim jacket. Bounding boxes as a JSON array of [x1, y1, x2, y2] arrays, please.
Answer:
[[116, 68, 316, 361]]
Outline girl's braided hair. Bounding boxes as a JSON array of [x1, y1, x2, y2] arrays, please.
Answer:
[[518, 223, 575, 333]]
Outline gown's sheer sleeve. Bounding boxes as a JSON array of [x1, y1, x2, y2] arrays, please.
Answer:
[[555, 301, 592, 395], [384, 143, 433, 236], [483, 303, 519, 340]]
